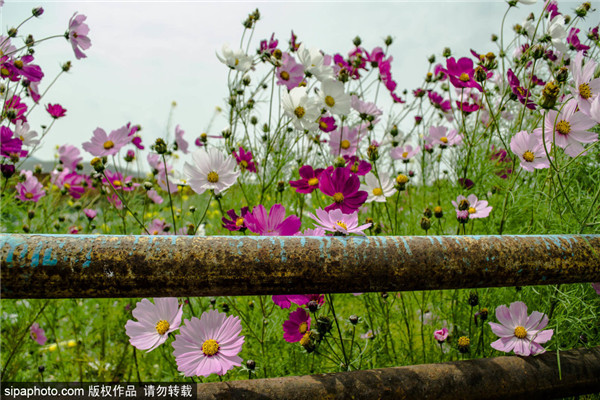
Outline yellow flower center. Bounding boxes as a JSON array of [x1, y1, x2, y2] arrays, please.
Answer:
[[333, 192, 345, 203], [14, 60, 23, 69], [64, 183, 71, 190], [294, 106, 305, 119], [350, 163, 359, 173], [556, 120, 571, 136], [1, 67, 9, 77], [458, 336, 470, 347], [308, 177, 319, 186], [207, 171, 219, 183], [113, 180, 122, 187], [298, 322, 308, 334], [373, 187, 383, 196], [468, 207, 476, 214], [103, 141, 114, 150], [155, 320, 170, 335], [299, 332, 311, 347], [240, 160, 248, 169], [335, 221, 348, 230], [32, 332, 37, 340], [234, 58, 239, 66], [280, 71, 290, 81], [514, 326, 527, 339], [202, 339, 220, 356], [402, 151, 408, 158], [25, 193, 34, 199], [319, 120, 328, 130], [459, 73, 470, 82], [579, 83, 591, 99], [235, 217, 244, 226], [325, 95, 335, 107], [440, 136, 448, 144], [523, 151, 535, 162], [340, 140, 351, 149], [152, 230, 159, 235]]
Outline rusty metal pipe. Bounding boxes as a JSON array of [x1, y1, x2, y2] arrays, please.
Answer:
[[195, 346, 600, 400], [1, 234, 599, 299]]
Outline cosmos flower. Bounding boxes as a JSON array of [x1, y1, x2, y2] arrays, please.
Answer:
[[232, 147, 257, 173], [444, 57, 482, 92], [30, 323, 47, 345], [58, 144, 83, 170], [172, 310, 244, 377], [318, 79, 350, 116], [308, 208, 371, 235], [390, 145, 420, 162], [276, 52, 304, 90], [360, 172, 396, 203], [183, 148, 240, 195], [82, 126, 131, 157], [46, 103, 67, 119], [329, 126, 363, 157], [15, 173, 45, 202], [125, 298, 183, 352], [452, 194, 492, 219], [510, 130, 550, 172], [289, 165, 325, 194], [222, 207, 250, 232], [434, 328, 449, 343], [319, 167, 368, 213], [489, 301, 553, 356], [282, 87, 320, 131], [244, 204, 301, 236], [426, 126, 462, 147], [67, 12, 91, 60], [175, 124, 189, 154], [344, 155, 371, 176], [282, 308, 311, 343], [570, 51, 600, 116]]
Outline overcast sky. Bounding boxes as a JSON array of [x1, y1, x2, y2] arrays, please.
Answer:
[[1, 1, 593, 166]]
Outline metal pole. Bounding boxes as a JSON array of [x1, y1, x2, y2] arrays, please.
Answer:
[[2, 234, 599, 298]]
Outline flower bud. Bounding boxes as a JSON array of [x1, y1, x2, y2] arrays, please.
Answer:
[[420, 217, 431, 232], [317, 315, 333, 335], [457, 336, 470, 353], [556, 67, 569, 83], [61, 61, 72, 72], [428, 55, 436, 64], [32, 7, 44, 17], [308, 300, 319, 313], [222, 128, 232, 139], [220, 302, 229, 313], [467, 292, 479, 307], [1, 164, 15, 178], [491, 34, 498, 42], [246, 360, 256, 370], [25, 35, 35, 48], [22, 224, 30, 233], [390, 125, 399, 137], [90, 157, 104, 172], [384, 35, 393, 46], [474, 66, 487, 82], [300, 331, 318, 353], [540, 81, 560, 109], [442, 47, 451, 58], [434, 206, 443, 219], [250, 116, 258, 125], [367, 144, 379, 162], [153, 138, 168, 154], [353, 36, 362, 47], [8, 28, 17, 38], [349, 315, 359, 325]]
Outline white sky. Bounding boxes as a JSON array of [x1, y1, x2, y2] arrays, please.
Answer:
[[1, 1, 593, 165]]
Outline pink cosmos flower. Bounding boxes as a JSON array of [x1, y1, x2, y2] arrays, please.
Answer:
[[145, 219, 170, 235], [102, 170, 138, 192], [46, 103, 67, 119], [351, 95, 382, 118], [30, 323, 47, 345], [428, 91, 452, 113], [427, 126, 462, 147], [452, 194, 492, 219], [319, 167, 368, 213], [489, 301, 554, 356], [289, 165, 325, 194], [147, 189, 163, 205], [15, 173, 45, 202], [276, 52, 304, 90], [434, 327, 449, 343], [283, 308, 311, 343], [67, 12, 91, 60], [84, 208, 97, 220], [26, 80, 41, 103], [570, 51, 600, 116], [391, 145, 420, 162], [172, 310, 244, 377], [175, 124, 189, 154], [232, 147, 257, 173], [510, 130, 550, 172], [244, 204, 301, 236], [591, 283, 600, 295], [52, 168, 88, 199], [308, 208, 371, 235], [10, 55, 44, 82], [82, 126, 131, 157], [222, 207, 250, 232], [344, 155, 371, 176], [4, 96, 28, 124], [533, 99, 597, 157], [444, 57, 482, 92], [125, 298, 183, 352], [329, 126, 363, 157], [295, 227, 327, 236], [58, 144, 82, 170]]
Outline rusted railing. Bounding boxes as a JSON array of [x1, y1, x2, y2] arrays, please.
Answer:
[[1, 233, 600, 399]]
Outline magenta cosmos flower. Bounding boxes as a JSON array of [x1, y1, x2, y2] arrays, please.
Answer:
[[510, 130, 550, 172], [319, 167, 368, 213], [444, 57, 482, 92], [232, 147, 257, 173], [534, 99, 597, 157], [344, 155, 371, 176], [283, 308, 311, 343], [15, 174, 45, 202], [82, 126, 131, 157], [489, 301, 554, 356], [172, 310, 244, 377], [67, 12, 91, 60], [222, 207, 250, 232], [272, 294, 324, 309], [46, 103, 67, 119], [244, 204, 301, 236], [0, 126, 25, 158], [452, 194, 492, 219], [30, 323, 47, 345], [125, 298, 183, 352], [308, 208, 371, 235], [290, 165, 325, 194]]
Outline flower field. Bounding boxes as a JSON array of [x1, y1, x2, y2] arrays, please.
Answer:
[[1, 0, 600, 388]]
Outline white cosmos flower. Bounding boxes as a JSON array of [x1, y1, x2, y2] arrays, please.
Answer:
[[183, 148, 240, 195], [216, 44, 253, 72], [282, 87, 320, 131], [548, 15, 568, 54], [13, 120, 39, 147], [360, 172, 396, 203], [297, 44, 334, 81], [319, 80, 351, 116]]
